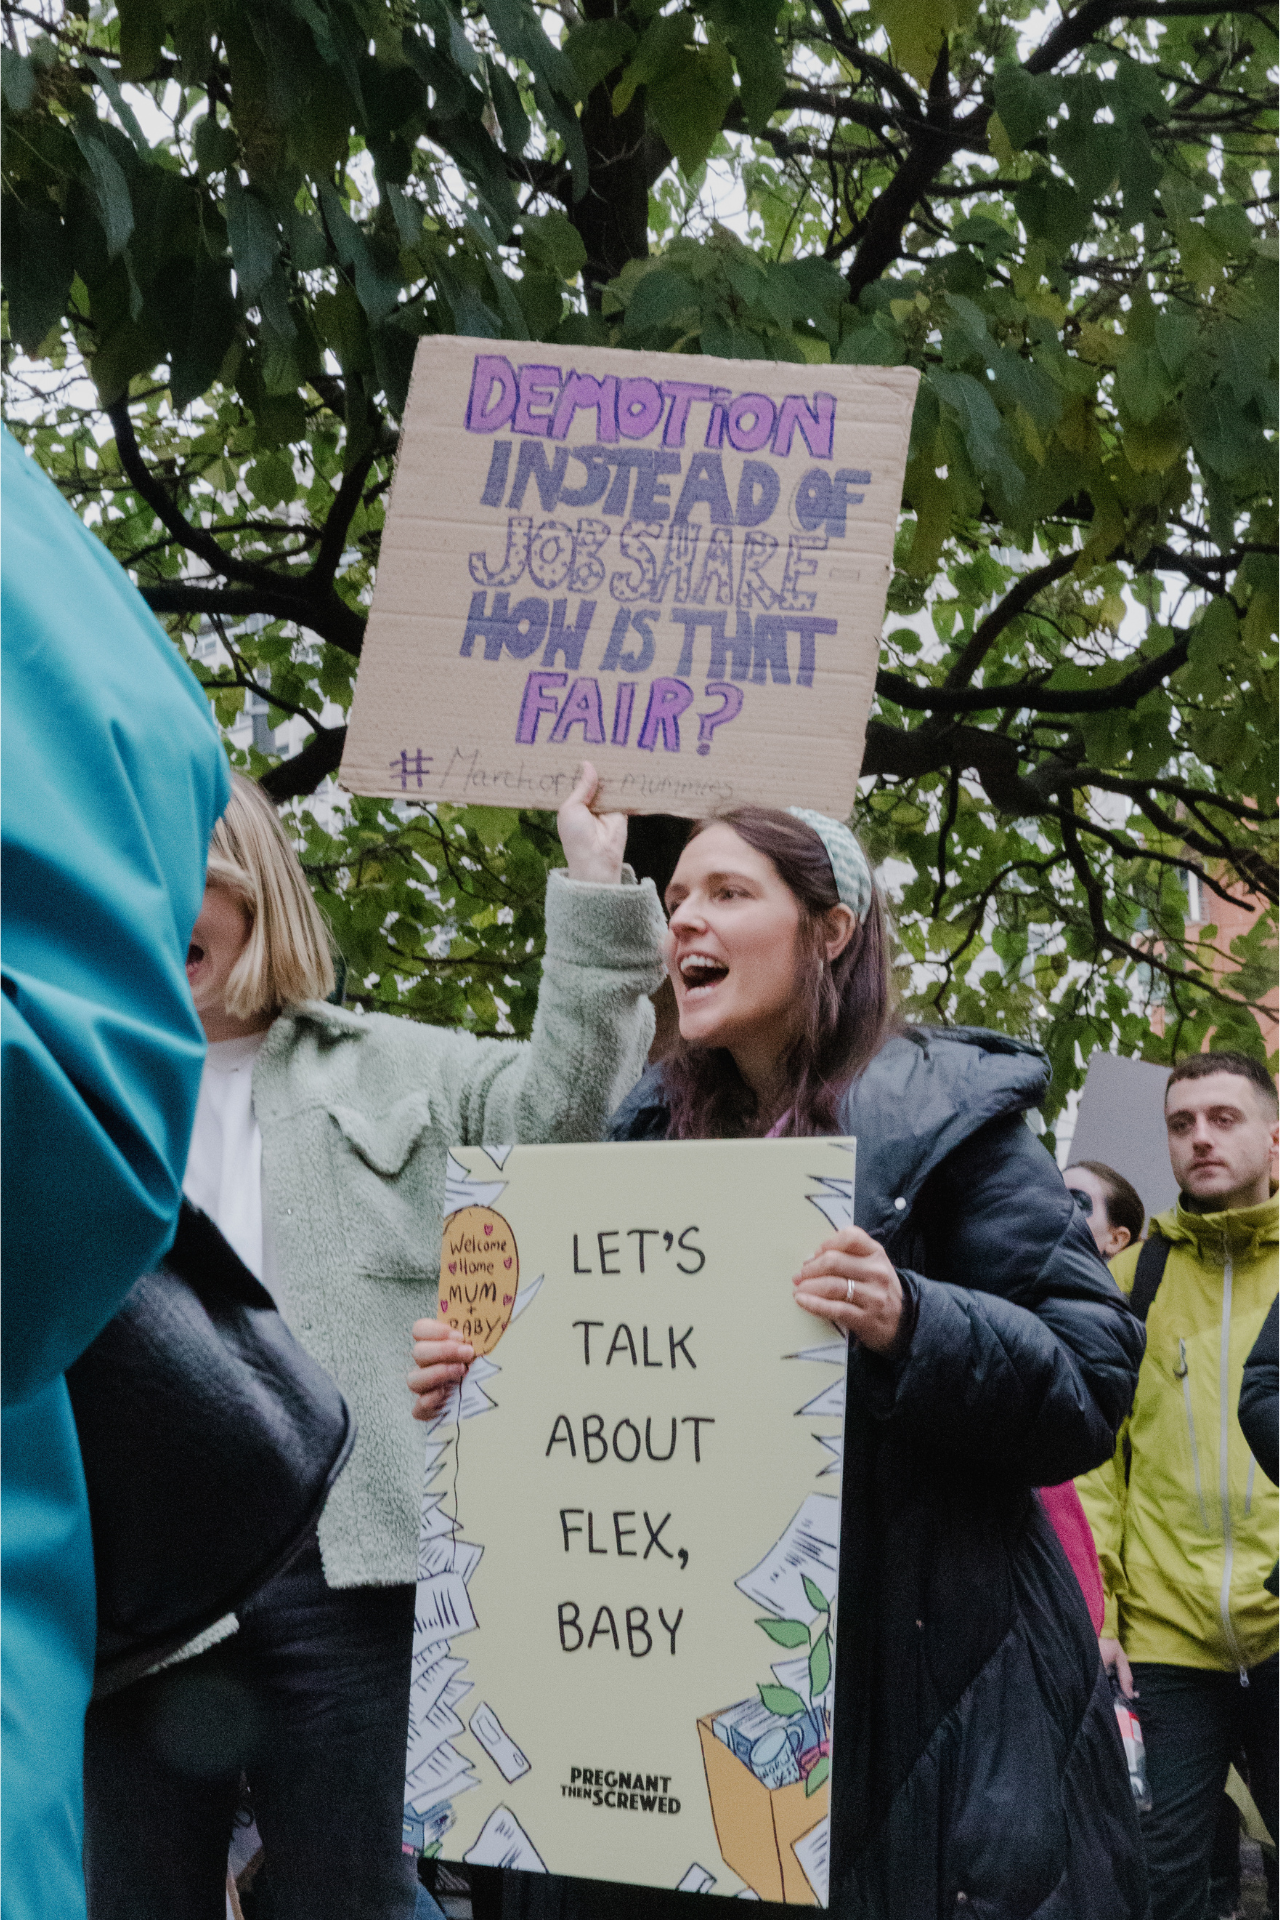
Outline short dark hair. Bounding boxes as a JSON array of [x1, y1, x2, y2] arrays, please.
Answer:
[[1068, 1161, 1146, 1244], [1166, 1050, 1278, 1113]]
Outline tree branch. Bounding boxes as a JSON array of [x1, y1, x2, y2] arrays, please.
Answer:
[[140, 584, 367, 655], [875, 629, 1192, 716], [258, 725, 348, 800], [811, 0, 927, 121], [943, 550, 1080, 689], [308, 445, 379, 586], [107, 403, 281, 593]]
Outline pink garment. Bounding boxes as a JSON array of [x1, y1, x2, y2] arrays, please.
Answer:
[[1038, 1480, 1105, 1632]]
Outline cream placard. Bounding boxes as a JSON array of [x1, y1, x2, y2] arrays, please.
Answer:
[[403, 1137, 854, 1903]]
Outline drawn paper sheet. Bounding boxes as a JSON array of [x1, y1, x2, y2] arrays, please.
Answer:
[[403, 1138, 852, 1902], [340, 336, 917, 818]]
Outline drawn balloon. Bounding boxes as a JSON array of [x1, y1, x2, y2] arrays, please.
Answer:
[[439, 1205, 519, 1356]]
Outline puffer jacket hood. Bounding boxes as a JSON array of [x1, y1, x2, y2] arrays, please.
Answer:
[[611, 1026, 1050, 1246], [1077, 1191, 1278, 1673]]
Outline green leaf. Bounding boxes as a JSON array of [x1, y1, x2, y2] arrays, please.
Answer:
[[802, 1574, 829, 1613], [836, 324, 906, 367], [612, 13, 688, 116], [564, 17, 637, 96], [224, 175, 279, 303], [1115, 348, 1172, 427], [647, 42, 736, 177], [758, 1684, 806, 1717], [1, 48, 36, 113], [4, 198, 73, 352], [72, 129, 135, 259], [623, 266, 698, 335], [194, 115, 239, 176], [521, 210, 586, 281], [873, 0, 978, 88], [466, 806, 517, 849], [488, 65, 530, 156], [166, 259, 239, 410], [805, 1755, 830, 1796], [86, 56, 149, 152], [247, 449, 297, 508], [756, 1617, 811, 1648], [928, 368, 1022, 502], [719, 0, 785, 131], [116, 0, 164, 80], [480, 0, 577, 100], [317, 181, 401, 325], [1204, 204, 1255, 260], [808, 1630, 831, 1697], [992, 64, 1061, 150]]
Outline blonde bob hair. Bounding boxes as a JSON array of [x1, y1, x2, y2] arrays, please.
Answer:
[[206, 772, 336, 1019]]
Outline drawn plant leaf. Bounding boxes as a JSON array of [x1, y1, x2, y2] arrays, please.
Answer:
[[758, 1684, 806, 1718], [757, 1617, 810, 1648], [802, 1575, 829, 1613], [809, 1629, 832, 1697]]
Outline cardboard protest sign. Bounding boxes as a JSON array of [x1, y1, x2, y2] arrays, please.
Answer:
[[342, 339, 917, 818], [403, 1137, 854, 1903]]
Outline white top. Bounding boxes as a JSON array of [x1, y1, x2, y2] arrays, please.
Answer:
[[182, 1030, 282, 1317]]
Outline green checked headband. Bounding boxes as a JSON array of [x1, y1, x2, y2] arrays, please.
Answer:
[[787, 808, 874, 921]]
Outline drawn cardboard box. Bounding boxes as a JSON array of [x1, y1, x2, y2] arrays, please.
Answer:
[[696, 1712, 827, 1904]]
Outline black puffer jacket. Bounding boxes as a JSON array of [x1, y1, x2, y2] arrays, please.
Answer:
[[608, 1027, 1148, 1920], [1239, 1294, 1279, 1486]]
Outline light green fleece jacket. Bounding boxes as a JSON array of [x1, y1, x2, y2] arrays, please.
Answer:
[[253, 867, 665, 1592]]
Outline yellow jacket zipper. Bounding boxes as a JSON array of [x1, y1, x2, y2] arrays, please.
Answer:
[[1217, 1245, 1249, 1683]]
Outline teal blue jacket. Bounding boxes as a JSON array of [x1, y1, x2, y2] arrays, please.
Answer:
[[1, 430, 227, 1920]]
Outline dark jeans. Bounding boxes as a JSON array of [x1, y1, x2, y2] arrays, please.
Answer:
[[1131, 1655, 1278, 1920], [83, 1534, 420, 1920]]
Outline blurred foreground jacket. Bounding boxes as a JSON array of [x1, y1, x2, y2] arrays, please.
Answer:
[[1, 429, 228, 1920]]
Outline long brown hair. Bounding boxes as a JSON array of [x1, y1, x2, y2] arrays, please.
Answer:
[[662, 807, 898, 1139]]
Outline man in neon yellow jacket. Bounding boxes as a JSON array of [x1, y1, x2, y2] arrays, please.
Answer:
[[1077, 1050, 1278, 1920]]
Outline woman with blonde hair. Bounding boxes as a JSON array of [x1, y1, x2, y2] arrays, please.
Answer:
[[83, 764, 666, 1920]]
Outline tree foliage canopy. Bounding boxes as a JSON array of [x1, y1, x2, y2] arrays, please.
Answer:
[[3, 0, 1276, 1124]]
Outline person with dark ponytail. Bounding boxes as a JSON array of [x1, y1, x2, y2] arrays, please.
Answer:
[[605, 805, 1149, 1920]]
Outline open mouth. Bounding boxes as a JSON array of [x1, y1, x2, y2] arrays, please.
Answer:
[[186, 941, 205, 982], [678, 951, 729, 998]]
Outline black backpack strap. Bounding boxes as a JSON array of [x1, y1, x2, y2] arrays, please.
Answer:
[[1129, 1233, 1171, 1323]]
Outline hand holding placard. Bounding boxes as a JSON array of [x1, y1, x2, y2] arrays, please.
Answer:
[[409, 1320, 474, 1422], [555, 760, 626, 880]]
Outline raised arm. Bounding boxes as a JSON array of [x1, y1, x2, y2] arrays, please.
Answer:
[[438, 764, 667, 1150]]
